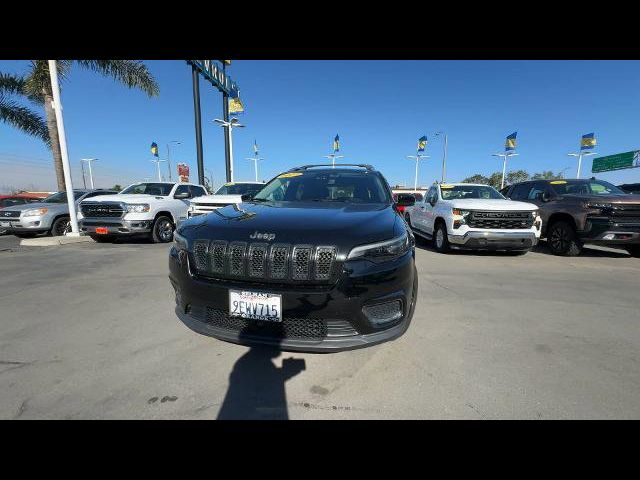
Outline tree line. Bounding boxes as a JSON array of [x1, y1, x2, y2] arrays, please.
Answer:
[[462, 170, 566, 189]]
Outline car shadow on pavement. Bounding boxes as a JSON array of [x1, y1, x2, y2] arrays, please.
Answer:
[[532, 240, 631, 258], [413, 236, 528, 257], [216, 333, 306, 420]]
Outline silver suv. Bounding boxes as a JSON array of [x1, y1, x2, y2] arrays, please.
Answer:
[[0, 189, 118, 238]]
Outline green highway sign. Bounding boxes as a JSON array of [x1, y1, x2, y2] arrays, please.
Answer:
[[591, 150, 640, 173]]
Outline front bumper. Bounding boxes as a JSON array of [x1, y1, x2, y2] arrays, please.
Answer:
[[2, 217, 50, 234], [169, 247, 417, 353], [580, 218, 640, 245], [79, 218, 152, 235], [448, 231, 538, 250]]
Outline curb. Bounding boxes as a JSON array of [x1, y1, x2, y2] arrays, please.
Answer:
[[20, 236, 94, 247]]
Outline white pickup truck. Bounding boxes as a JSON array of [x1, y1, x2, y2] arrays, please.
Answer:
[[77, 182, 207, 243], [187, 181, 264, 218], [406, 183, 542, 254]]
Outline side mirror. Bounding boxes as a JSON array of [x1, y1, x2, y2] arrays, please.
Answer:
[[395, 193, 415, 207], [174, 192, 190, 199], [241, 193, 254, 201]]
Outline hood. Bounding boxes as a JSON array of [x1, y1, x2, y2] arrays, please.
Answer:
[[1, 201, 68, 213], [447, 198, 538, 211], [178, 201, 400, 250], [190, 194, 242, 205], [560, 193, 640, 204], [80, 194, 167, 204]]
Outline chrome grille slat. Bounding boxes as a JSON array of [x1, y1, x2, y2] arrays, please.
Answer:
[[193, 240, 209, 271], [315, 246, 336, 280], [209, 241, 227, 274], [248, 243, 268, 277], [228, 242, 247, 276], [291, 245, 312, 280], [269, 244, 290, 279]]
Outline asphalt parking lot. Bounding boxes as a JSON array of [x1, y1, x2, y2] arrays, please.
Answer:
[[1, 233, 639, 419]]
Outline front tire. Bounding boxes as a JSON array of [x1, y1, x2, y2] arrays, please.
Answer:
[[152, 216, 174, 243], [547, 220, 582, 256], [50, 216, 70, 237], [433, 221, 450, 253]]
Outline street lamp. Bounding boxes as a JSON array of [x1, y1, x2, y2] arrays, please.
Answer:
[[407, 154, 430, 191], [245, 156, 265, 182], [80, 158, 98, 189], [166, 141, 181, 181], [213, 118, 245, 182], [492, 152, 519, 189], [150, 158, 166, 182], [568, 151, 596, 179], [434, 131, 448, 183]]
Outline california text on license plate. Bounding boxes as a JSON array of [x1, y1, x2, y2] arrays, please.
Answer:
[[95, 227, 109, 235], [229, 290, 282, 322]]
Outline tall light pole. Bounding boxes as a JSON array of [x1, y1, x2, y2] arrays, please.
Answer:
[[407, 154, 430, 191], [568, 152, 596, 179], [150, 158, 166, 182], [48, 60, 80, 236], [492, 152, 519, 189], [435, 131, 448, 183], [81, 158, 98, 189], [166, 141, 181, 181], [213, 118, 245, 182]]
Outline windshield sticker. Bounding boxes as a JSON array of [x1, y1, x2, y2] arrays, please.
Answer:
[[550, 180, 567, 184], [440, 184, 454, 189], [277, 172, 303, 179]]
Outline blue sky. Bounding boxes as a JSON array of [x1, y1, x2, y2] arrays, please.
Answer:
[[1, 60, 640, 192]]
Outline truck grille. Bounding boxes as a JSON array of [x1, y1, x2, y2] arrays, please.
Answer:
[[467, 211, 533, 229], [608, 204, 640, 224], [81, 202, 124, 218], [192, 240, 339, 283], [204, 308, 358, 339], [1, 211, 21, 218]]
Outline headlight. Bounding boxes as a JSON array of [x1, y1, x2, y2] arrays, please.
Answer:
[[347, 232, 413, 263], [173, 231, 188, 250], [125, 203, 150, 213], [531, 210, 539, 218], [452, 208, 471, 217], [22, 208, 48, 217]]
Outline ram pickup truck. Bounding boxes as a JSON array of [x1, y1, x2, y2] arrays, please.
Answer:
[[503, 178, 640, 257], [0, 189, 118, 238], [406, 182, 541, 253], [77, 182, 207, 243], [187, 181, 264, 218]]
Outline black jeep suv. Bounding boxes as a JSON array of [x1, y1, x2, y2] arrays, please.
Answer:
[[169, 164, 418, 352]]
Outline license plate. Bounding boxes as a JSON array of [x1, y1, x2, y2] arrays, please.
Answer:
[[0, 221, 9, 227], [229, 290, 282, 322], [95, 227, 109, 235]]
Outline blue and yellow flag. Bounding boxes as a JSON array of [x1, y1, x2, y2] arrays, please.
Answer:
[[333, 134, 340, 152], [505, 132, 517, 152], [253, 140, 259, 155], [581, 133, 596, 151], [150, 142, 159, 157], [417, 135, 428, 152]]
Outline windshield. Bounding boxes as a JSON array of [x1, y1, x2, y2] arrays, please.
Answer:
[[120, 183, 173, 196], [215, 183, 264, 196], [440, 185, 505, 200], [253, 170, 391, 203], [549, 180, 626, 196], [42, 191, 85, 203]]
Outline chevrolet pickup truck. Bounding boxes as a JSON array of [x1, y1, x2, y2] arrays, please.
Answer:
[[77, 182, 207, 243], [405, 182, 541, 253]]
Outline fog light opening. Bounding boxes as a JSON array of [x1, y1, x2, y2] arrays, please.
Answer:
[[603, 234, 616, 240], [363, 300, 403, 327]]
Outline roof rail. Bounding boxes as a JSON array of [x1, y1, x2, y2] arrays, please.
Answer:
[[287, 164, 375, 172]]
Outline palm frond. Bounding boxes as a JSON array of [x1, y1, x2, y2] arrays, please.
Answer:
[[0, 94, 50, 146], [75, 60, 160, 97]]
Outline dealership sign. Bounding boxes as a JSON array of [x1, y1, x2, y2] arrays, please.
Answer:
[[177, 163, 190, 182], [188, 60, 238, 96], [591, 150, 640, 173]]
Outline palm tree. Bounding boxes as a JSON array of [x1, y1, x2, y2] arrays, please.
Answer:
[[0, 73, 50, 146], [2, 60, 159, 191]]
